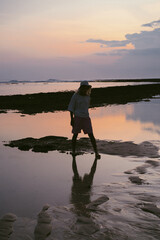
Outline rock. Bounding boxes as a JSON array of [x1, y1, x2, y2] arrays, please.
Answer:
[[34, 223, 52, 237], [0, 110, 7, 114], [113, 208, 122, 212], [140, 203, 160, 218], [42, 204, 50, 211], [34, 205, 52, 240], [0, 213, 17, 239], [87, 195, 109, 210], [73, 216, 99, 235], [124, 170, 133, 174], [4, 136, 160, 158], [129, 176, 144, 185], [136, 194, 159, 203], [37, 212, 52, 224], [145, 160, 159, 167], [135, 165, 147, 174], [1, 213, 17, 222]]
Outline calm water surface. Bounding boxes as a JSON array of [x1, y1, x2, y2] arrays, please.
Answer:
[[0, 81, 154, 95], [0, 98, 160, 219]]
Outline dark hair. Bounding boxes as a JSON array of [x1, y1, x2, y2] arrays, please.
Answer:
[[77, 85, 91, 96]]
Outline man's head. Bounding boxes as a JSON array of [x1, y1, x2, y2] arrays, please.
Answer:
[[78, 81, 92, 96], [80, 81, 92, 88]]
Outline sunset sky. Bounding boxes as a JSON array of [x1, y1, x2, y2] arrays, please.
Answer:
[[1, 0, 160, 81]]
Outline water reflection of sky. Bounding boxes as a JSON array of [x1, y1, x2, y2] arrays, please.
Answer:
[[126, 98, 160, 126], [91, 99, 160, 143], [0, 146, 139, 217], [0, 98, 160, 217], [0, 98, 160, 143], [0, 81, 154, 95]]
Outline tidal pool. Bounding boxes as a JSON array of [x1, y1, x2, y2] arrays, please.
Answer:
[[0, 98, 160, 239]]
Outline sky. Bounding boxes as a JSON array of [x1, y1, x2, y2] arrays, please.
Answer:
[[0, 0, 160, 81]]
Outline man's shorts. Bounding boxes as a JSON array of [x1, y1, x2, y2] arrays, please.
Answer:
[[72, 116, 93, 134]]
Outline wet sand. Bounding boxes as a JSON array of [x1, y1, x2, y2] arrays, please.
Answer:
[[0, 155, 160, 240], [0, 83, 160, 114]]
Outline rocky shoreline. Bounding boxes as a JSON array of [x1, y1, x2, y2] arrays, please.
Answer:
[[4, 135, 160, 158], [0, 84, 160, 115]]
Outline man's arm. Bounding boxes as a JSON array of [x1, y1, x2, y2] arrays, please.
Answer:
[[70, 111, 74, 126], [68, 93, 76, 126]]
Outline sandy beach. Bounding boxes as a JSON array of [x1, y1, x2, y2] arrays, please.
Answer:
[[0, 83, 160, 239]]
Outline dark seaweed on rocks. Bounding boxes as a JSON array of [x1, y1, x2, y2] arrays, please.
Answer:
[[0, 84, 160, 115], [5, 136, 72, 153], [4, 136, 160, 158]]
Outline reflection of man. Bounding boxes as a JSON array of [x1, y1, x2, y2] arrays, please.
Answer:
[[70, 156, 98, 217]]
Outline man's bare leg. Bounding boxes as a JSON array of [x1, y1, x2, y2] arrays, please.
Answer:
[[88, 133, 101, 159], [72, 133, 78, 156]]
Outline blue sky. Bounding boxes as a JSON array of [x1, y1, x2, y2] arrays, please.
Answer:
[[0, 0, 160, 81]]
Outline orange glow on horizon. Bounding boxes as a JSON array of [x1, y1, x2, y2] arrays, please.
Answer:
[[1, 14, 136, 59]]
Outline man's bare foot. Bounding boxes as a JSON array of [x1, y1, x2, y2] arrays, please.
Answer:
[[95, 153, 101, 160], [70, 152, 77, 156]]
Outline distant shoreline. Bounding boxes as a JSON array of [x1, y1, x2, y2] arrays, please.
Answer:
[[0, 78, 160, 84], [0, 83, 160, 115], [95, 78, 160, 83]]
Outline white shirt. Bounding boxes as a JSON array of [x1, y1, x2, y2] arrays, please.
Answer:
[[68, 93, 90, 118]]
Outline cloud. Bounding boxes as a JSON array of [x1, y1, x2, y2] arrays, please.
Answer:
[[142, 19, 160, 28], [94, 49, 130, 56], [86, 39, 130, 48], [126, 28, 160, 49], [1, 18, 160, 81], [95, 47, 160, 58], [86, 22, 160, 52], [129, 47, 160, 56], [83, 19, 160, 79]]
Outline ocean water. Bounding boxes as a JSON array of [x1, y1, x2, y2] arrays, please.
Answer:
[[0, 81, 154, 95]]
